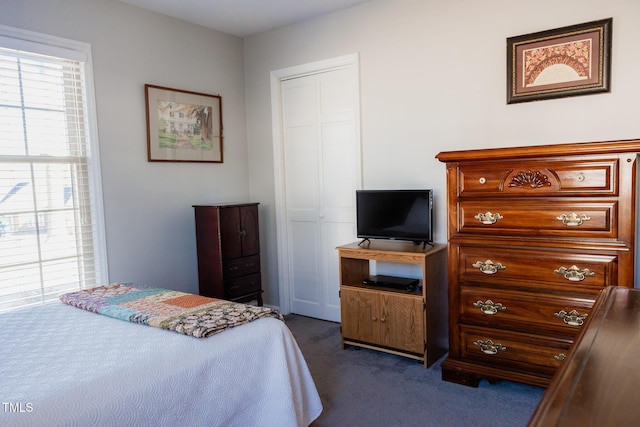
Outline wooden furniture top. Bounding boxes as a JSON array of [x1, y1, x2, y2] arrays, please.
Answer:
[[436, 138, 640, 162], [192, 202, 259, 208], [337, 241, 446, 263], [527, 286, 640, 426]]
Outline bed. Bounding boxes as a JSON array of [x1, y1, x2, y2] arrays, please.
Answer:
[[0, 285, 322, 426]]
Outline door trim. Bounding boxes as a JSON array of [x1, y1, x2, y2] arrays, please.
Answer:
[[270, 54, 362, 315]]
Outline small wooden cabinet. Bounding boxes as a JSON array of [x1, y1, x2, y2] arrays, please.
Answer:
[[341, 287, 425, 354], [193, 203, 263, 305], [337, 241, 448, 368], [436, 139, 640, 387]]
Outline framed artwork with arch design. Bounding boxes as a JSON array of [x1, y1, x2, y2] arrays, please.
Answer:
[[507, 18, 612, 104]]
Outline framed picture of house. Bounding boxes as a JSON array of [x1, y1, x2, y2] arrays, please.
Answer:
[[507, 18, 612, 104], [145, 84, 223, 162]]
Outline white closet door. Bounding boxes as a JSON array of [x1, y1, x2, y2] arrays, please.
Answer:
[[281, 66, 359, 321]]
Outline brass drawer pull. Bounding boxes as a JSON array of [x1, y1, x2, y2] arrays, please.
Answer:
[[554, 353, 567, 361], [472, 260, 506, 275], [556, 212, 591, 226], [474, 212, 503, 225], [554, 309, 588, 326], [554, 265, 595, 281], [473, 339, 507, 355], [473, 300, 506, 315]]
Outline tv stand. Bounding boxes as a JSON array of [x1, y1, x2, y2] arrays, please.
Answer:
[[357, 238, 371, 246], [413, 240, 433, 250], [337, 240, 448, 368], [358, 238, 433, 250]]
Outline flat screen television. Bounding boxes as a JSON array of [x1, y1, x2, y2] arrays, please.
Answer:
[[356, 189, 433, 247]]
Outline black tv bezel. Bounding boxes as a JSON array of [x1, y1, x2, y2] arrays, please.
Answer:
[[355, 189, 434, 245]]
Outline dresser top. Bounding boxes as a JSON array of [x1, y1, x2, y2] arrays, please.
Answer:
[[436, 138, 640, 163], [528, 286, 640, 426], [193, 202, 259, 208]]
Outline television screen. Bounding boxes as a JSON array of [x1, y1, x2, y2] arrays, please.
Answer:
[[356, 189, 433, 244]]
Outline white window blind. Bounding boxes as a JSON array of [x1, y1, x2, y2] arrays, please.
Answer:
[[0, 27, 107, 312]]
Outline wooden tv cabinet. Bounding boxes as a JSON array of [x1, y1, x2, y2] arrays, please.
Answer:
[[337, 240, 448, 368]]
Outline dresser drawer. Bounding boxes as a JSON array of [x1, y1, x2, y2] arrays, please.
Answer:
[[458, 201, 616, 238], [223, 255, 260, 279], [458, 245, 616, 291], [459, 286, 595, 335], [459, 325, 571, 376], [458, 159, 617, 197], [225, 273, 261, 299]]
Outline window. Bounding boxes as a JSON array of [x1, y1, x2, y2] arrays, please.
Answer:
[[0, 26, 107, 312]]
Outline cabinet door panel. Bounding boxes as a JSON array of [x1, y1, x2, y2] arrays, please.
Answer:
[[340, 288, 380, 344], [240, 205, 260, 256], [219, 208, 242, 260], [380, 293, 424, 354]]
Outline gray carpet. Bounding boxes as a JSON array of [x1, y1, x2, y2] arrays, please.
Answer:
[[284, 314, 545, 427]]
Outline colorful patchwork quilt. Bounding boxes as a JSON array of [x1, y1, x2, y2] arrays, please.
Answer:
[[59, 283, 283, 338]]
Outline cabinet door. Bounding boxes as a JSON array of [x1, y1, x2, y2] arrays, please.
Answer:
[[380, 293, 424, 354], [240, 205, 260, 256], [340, 288, 380, 345], [220, 207, 242, 260]]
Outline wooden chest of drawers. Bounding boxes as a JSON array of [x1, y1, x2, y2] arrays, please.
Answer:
[[436, 139, 640, 387]]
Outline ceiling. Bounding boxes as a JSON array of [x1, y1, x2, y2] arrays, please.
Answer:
[[118, 0, 370, 37]]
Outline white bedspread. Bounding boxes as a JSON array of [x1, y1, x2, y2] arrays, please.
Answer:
[[0, 301, 322, 426]]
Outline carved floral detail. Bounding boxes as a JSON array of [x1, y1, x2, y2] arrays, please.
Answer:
[[508, 170, 552, 188]]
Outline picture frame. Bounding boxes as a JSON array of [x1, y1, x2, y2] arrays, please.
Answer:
[[145, 84, 223, 162], [507, 18, 612, 104]]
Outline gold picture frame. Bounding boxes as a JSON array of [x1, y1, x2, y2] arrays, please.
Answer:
[[145, 84, 223, 162], [507, 18, 612, 104]]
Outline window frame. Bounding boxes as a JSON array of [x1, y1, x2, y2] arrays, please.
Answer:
[[0, 24, 108, 311]]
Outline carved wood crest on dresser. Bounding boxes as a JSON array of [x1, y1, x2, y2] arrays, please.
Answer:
[[436, 139, 640, 387]]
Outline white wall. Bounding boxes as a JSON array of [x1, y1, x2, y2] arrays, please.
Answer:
[[3, 0, 640, 307], [244, 0, 640, 305], [1, 0, 248, 294]]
